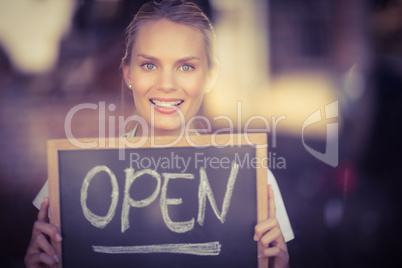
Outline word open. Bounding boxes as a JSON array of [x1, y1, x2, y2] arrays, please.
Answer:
[[80, 162, 240, 234]]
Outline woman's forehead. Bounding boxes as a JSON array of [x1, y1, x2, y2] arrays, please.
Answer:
[[133, 19, 207, 61]]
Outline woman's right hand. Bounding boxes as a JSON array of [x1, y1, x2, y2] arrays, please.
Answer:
[[24, 197, 62, 268]]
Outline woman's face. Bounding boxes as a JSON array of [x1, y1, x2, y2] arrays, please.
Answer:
[[124, 19, 216, 136]]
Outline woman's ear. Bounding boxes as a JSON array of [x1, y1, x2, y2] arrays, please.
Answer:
[[122, 63, 132, 88], [205, 62, 219, 93]]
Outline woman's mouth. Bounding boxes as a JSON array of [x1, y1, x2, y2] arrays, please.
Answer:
[[149, 98, 184, 114]]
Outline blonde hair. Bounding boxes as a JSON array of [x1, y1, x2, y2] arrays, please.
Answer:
[[121, 0, 216, 68]]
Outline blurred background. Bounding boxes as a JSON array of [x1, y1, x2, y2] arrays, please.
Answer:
[[0, 0, 401, 267]]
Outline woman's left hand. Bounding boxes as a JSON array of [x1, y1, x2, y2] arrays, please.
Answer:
[[254, 185, 289, 268]]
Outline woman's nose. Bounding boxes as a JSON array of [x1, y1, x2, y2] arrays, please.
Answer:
[[157, 69, 177, 92]]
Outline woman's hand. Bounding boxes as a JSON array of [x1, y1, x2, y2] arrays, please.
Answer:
[[24, 197, 62, 268], [254, 185, 289, 268]]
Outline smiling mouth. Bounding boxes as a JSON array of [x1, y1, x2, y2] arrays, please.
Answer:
[[150, 99, 184, 108]]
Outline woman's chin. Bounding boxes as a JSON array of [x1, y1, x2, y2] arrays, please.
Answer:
[[148, 124, 184, 136]]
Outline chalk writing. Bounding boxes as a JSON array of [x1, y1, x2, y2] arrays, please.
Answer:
[[92, 242, 221, 256], [160, 173, 195, 233], [197, 161, 239, 226], [122, 168, 161, 233], [80, 162, 240, 234], [81, 166, 119, 228]]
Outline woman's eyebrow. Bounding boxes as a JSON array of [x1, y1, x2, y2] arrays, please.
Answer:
[[137, 54, 200, 63], [137, 54, 158, 61], [177, 56, 200, 63]]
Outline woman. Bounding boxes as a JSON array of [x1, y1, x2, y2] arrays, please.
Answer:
[[25, 1, 292, 267]]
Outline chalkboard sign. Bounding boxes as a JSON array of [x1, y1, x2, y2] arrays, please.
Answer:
[[48, 134, 268, 268]]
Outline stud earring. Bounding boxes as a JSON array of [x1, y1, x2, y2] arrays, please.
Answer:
[[129, 84, 132, 89]]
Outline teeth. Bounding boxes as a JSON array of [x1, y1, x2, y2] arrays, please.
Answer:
[[151, 99, 183, 108]]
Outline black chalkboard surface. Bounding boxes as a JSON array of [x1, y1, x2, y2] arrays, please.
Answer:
[[48, 134, 268, 268]]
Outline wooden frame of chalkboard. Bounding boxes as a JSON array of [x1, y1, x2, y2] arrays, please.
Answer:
[[48, 133, 268, 268]]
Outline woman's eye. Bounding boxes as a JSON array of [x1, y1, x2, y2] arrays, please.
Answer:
[[142, 63, 155, 70], [180, 65, 193, 71]]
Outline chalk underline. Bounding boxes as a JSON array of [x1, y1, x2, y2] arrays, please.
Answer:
[[92, 242, 221, 256]]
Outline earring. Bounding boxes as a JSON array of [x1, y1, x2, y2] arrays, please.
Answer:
[[129, 84, 132, 89]]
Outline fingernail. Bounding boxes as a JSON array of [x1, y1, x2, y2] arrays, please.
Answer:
[[55, 233, 62, 242], [53, 255, 59, 263], [253, 234, 258, 241]]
